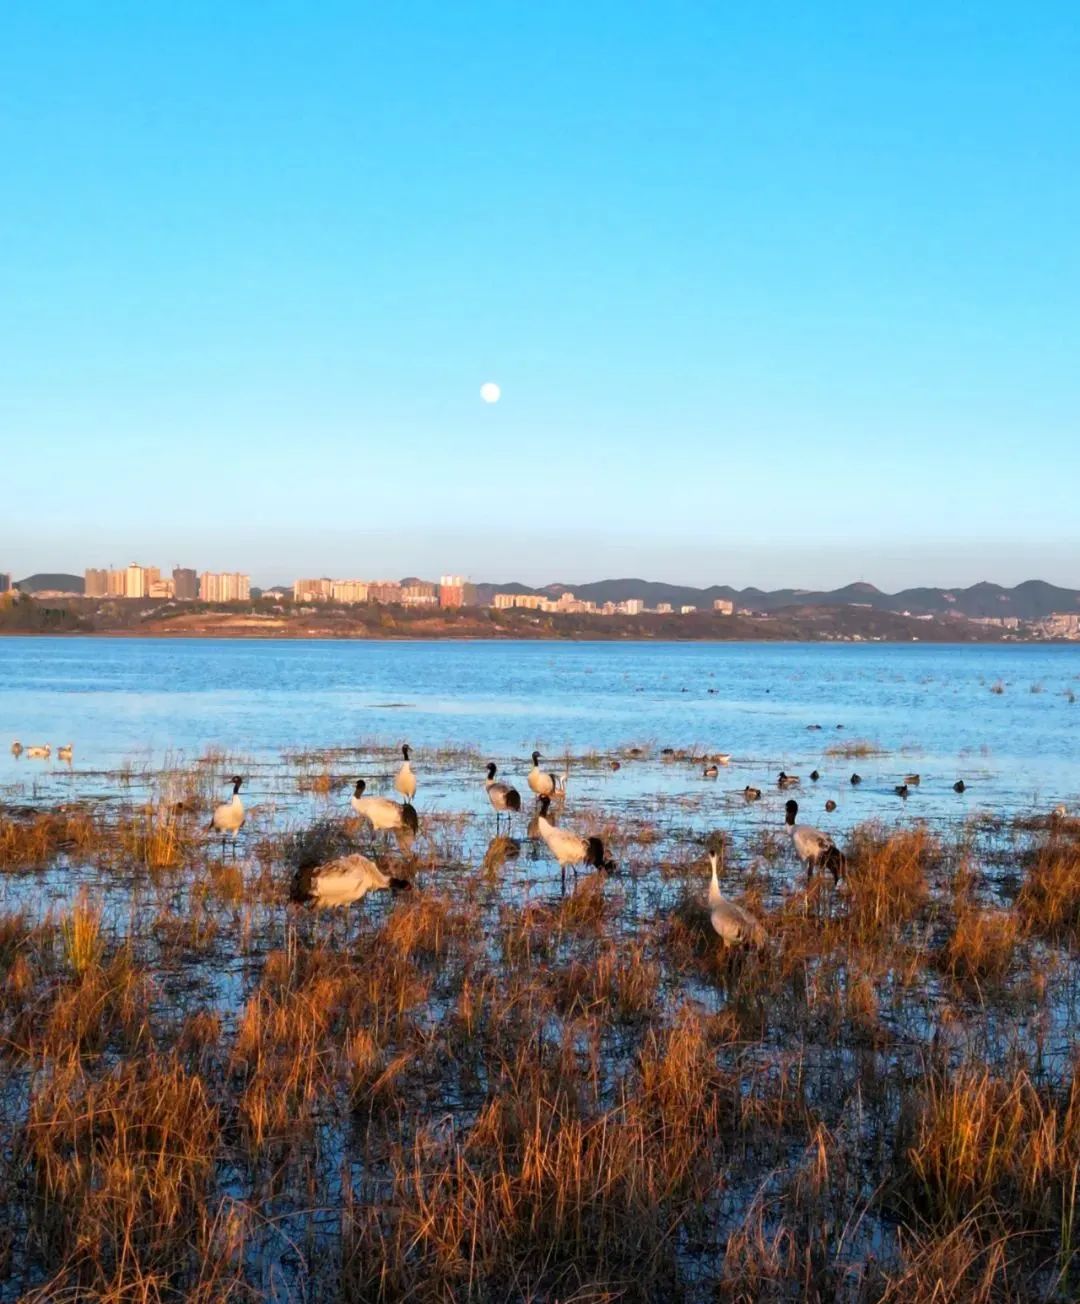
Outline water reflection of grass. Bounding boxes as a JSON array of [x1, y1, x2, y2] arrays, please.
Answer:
[[0, 746, 1077, 1299]]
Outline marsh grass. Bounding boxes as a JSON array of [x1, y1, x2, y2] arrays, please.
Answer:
[[824, 738, 889, 758], [0, 749, 1076, 1300]]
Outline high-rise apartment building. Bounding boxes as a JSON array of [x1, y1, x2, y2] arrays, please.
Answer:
[[0, 573, 10, 595], [294, 578, 334, 602], [124, 563, 159, 599], [199, 572, 250, 602], [367, 581, 403, 604], [402, 582, 438, 607], [330, 580, 369, 604], [172, 567, 198, 600], [439, 575, 465, 608], [84, 568, 109, 597]]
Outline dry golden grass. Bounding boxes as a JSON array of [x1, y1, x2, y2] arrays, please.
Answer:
[[844, 825, 933, 931], [2, 756, 1078, 1300], [939, 907, 1018, 987], [1018, 835, 1080, 942]]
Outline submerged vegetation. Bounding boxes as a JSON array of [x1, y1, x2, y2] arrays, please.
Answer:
[[0, 740, 1078, 1300]]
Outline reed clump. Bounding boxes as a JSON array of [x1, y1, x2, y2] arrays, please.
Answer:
[[844, 826, 933, 932], [1017, 835, 1080, 942], [899, 1062, 1080, 1267], [938, 907, 1018, 987], [0, 808, 100, 869], [21, 1052, 223, 1298]]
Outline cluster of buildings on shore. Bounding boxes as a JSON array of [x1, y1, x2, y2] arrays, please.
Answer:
[[84, 565, 250, 602], [292, 575, 471, 608], [4, 563, 1080, 639], [490, 592, 736, 617]]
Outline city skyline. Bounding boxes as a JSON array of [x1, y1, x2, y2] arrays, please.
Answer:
[[2, 4, 1078, 586]]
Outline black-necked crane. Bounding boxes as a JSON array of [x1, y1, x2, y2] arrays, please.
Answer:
[[784, 799, 846, 883], [485, 763, 521, 828], [707, 847, 765, 949], [535, 795, 614, 888], [527, 751, 559, 800], [290, 853, 411, 937], [394, 744, 416, 802], [350, 780, 418, 835], [211, 776, 245, 853]]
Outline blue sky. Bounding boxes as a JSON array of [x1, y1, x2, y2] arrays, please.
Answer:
[[1, 2, 1077, 589]]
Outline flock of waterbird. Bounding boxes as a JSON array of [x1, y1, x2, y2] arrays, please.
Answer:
[[10, 734, 977, 953], [201, 742, 956, 952], [11, 741, 73, 762]]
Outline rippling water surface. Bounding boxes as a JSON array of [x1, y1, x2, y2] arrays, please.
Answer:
[[2, 637, 1079, 818]]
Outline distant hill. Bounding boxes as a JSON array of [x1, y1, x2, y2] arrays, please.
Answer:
[[16, 573, 84, 594], [473, 577, 1080, 620]]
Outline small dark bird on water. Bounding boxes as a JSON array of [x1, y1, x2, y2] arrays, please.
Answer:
[[904, 773, 921, 786], [850, 773, 862, 786], [953, 780, 966, 793], [810, 770, 820, 782], [743, 786, 762, 801], [895, 784, 910, 798], [825, 799, 837, 812]]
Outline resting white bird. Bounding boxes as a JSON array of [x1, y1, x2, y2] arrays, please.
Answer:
[[350, 780, 419, 834], [290, 853, 411, 909], [26, 745, 50, 759], [394, 744, 416, 802], [535, 795, 615, 886], [784, 799, 845, 882], [527, 751, 559, 800], [707, 851, 765, 949], [58, 743, 73, 762], [210, 776, 245, 851], [484, 763, 522, 826]]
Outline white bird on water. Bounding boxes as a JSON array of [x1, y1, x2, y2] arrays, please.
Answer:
[[707, 849, 765, 949], [350, 780, 419, 835], [527, 751, 559, 800], [25, 745, 50, 759], [394, 744, 416, 802], [210, 776, 245, 852], [484, 763, 522, 826], [784, 799, 846, 882], [290, 853, 411, 910], [535, 794, 615, 887]]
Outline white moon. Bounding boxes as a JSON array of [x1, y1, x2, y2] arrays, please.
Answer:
[[480, 381, 501, 404]]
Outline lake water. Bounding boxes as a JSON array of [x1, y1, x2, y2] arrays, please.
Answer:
[[2, 636, 1079, 824]]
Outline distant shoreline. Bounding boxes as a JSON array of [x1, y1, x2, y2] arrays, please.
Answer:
[[0, 593, 1067, 644]]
